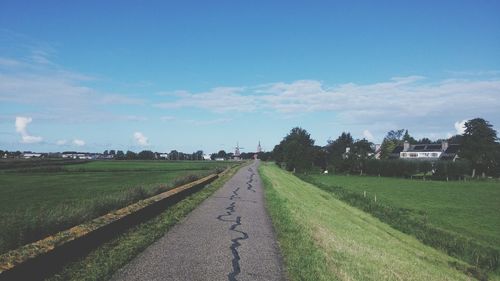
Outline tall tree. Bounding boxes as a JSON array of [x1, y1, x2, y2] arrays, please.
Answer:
[[169, 150, 179, 160], [275, 127, 315, 172], [402, 130, 417, 144], [195, 150, 203, 160], [459, 118, 498, 177], [343, 138, 374, 174], [116, 150, 125, 159], [379, 129, 405, 159], [325, 132, 353, 168]]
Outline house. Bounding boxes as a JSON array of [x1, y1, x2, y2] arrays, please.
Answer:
[[392, 141, 460, 161], [61, 152, 94, 160], [23, 152, 42, 158]]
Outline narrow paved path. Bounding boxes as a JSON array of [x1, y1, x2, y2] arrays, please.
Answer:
[[111, 160, 286, 281]]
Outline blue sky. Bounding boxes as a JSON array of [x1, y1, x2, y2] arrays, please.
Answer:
[[1, 1, 499, 153]]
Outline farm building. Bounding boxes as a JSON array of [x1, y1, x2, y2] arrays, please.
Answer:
[[22, 152, 42, 158], [391, 141, 460, 161]]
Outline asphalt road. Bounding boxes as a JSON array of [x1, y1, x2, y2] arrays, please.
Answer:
[[111, 160, 286, 281]]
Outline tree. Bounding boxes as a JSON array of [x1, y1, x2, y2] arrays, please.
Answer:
[[448, 134, 463, 145], [274, 127, 315, 172], [169, 150, 179, 160], [103, 150, 109, 156], [116, 150, 125, 160], [258, 151, 273, 161], [379, 129, 405, 159], [325, 132, 353, 170], [272, 144, 284, 166], [195, 150, 203, 160], [109, 150, 116, 156], [402, 130, 417, 144], [312, 146, 328, 170], [459, 118, 498, 177], [138, 150, 155, 160], [216, 150, 227, 159], [125, 150, 137, 160], [418, 138, 432, 144], [349, 139, 374, 175]]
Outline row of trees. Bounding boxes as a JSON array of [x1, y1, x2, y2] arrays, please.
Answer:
[[104, 150, 205, 160], [272, 118, 500, 178], [209, 150, 273, 161]]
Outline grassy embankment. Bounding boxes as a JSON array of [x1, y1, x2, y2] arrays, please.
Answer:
[[47, 163, 242, 281], [303, 174, 500, 278], [259, 163, 480, 281], [0, 160, 233, 254]]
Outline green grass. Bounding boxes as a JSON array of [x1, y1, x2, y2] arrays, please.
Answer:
[[305, 174, 500, 254], [259, 163, 479, 281], [46, 164, 242, 281], [0, 160, 233, 254]]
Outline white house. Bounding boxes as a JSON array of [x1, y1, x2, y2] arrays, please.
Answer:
[[395, 141, 459, 161]]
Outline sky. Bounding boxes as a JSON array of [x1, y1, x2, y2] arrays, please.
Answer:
[[1, 1, 499, 154]]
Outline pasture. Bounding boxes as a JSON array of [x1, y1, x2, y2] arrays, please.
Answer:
[[259, 163, 475, 281], [305, 174, 500, 252], [0, 159, 233, 254]]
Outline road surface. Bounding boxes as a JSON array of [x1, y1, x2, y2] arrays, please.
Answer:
[[111, 160, 286, 281]]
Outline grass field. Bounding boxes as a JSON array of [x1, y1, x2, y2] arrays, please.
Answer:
[[259, 163, 476, 281], [47, 163, 243, 281], [0, 160, 233, 254], [305, 175, 500, 254]]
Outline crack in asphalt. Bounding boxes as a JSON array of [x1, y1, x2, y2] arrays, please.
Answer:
[[216, 184, 249, 281], [247, 168, 256, 193]]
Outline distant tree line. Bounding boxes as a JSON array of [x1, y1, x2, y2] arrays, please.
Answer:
[[208, 150, 272, 161], [272, 118, 500, 179], [105, 150, 205, 160]]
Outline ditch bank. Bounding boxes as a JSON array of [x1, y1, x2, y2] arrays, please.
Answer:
[[0, 172, 221, 281]]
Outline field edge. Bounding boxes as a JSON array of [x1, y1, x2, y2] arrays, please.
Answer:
[[46, 163, 243, 281]]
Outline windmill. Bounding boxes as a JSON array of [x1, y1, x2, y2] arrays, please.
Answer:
[[234, 142, 244, 160]]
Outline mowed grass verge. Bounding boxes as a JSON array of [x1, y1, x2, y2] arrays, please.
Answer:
[[47, 163, 242, 281], [303, 174, 499, 278], [259, 163, 475, 281], [0, 160, 233, 254]]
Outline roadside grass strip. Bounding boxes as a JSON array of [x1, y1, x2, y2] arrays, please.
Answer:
[[259, 163, 477, 281]]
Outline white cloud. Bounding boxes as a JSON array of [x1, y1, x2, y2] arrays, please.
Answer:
[[133, 132, 149, 146], [56, 139, 67, 145], [15, 116, 43, 143], [155, 77, 500, 121], [154, 87, 256, 113], [73, 139, 85, 146], [0, 46, 145, 123], [454, 120, 468, 135], [363, 130, 374, 141]]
